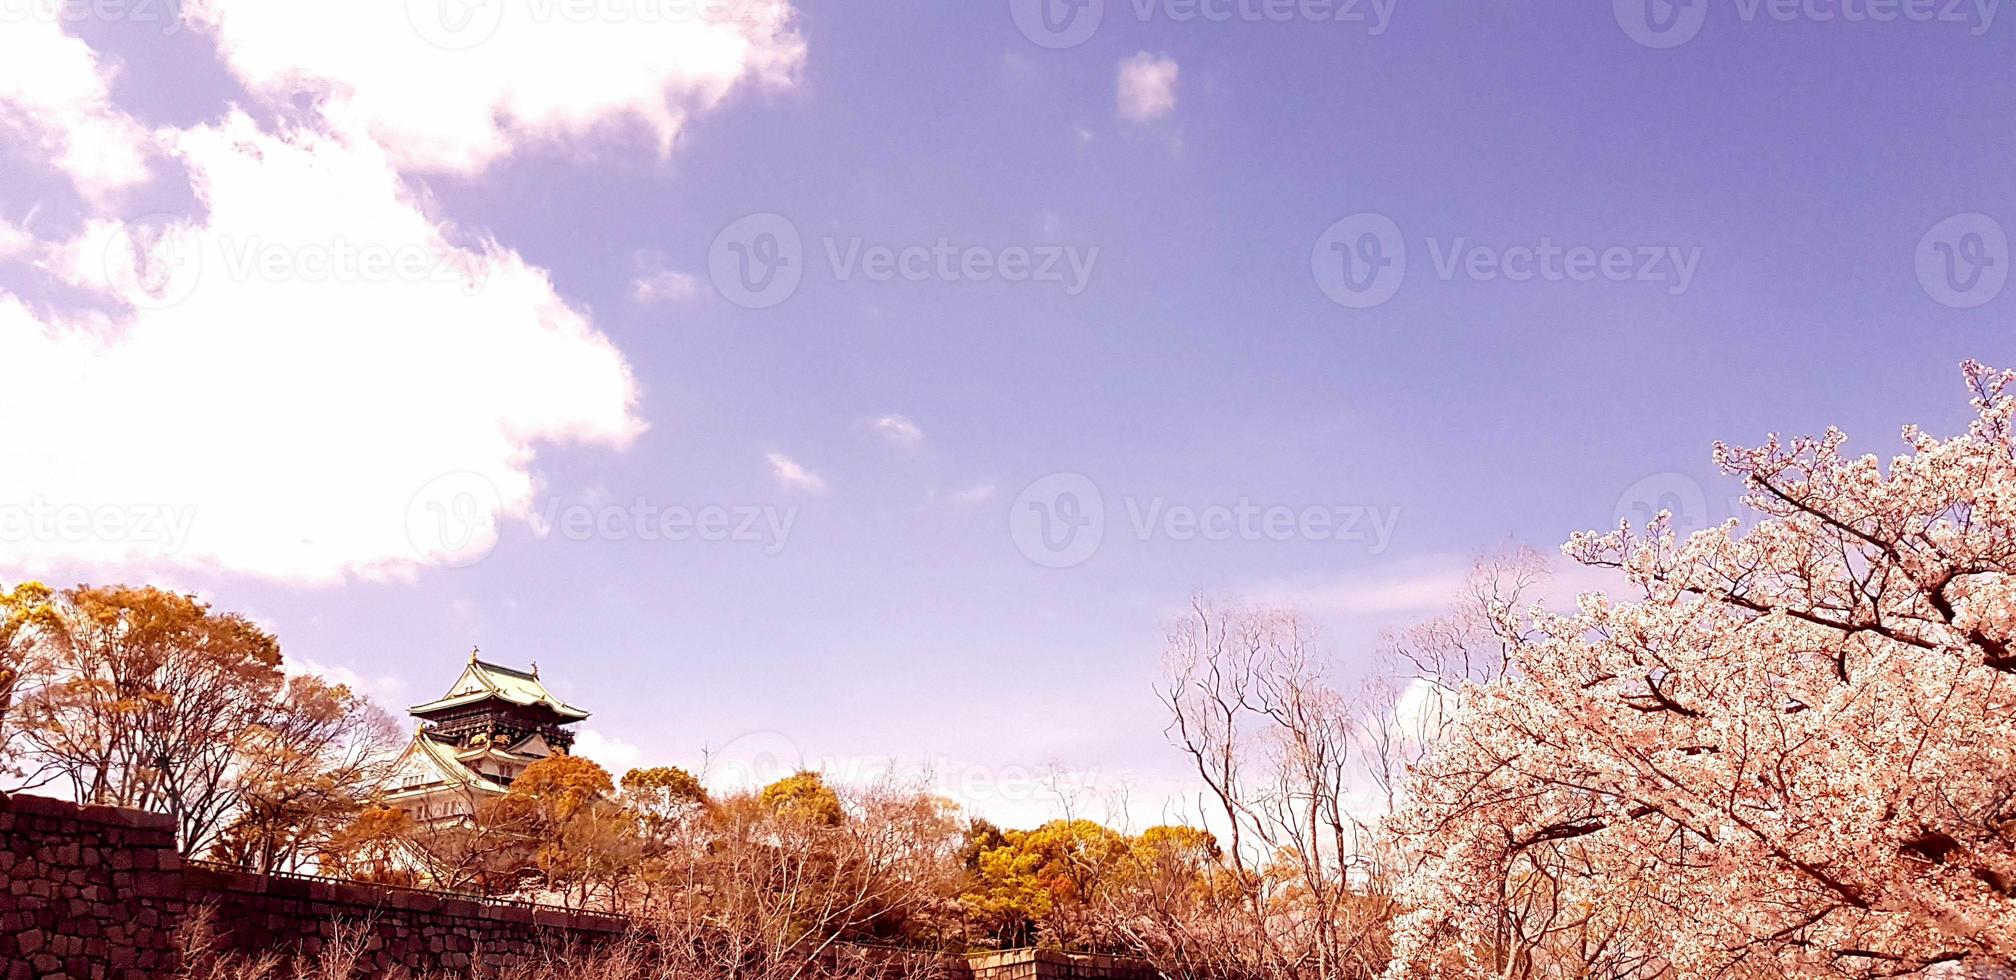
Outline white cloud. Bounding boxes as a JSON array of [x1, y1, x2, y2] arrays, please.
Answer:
[[0, 216, 30, 261], [0, 4, 815, 583], [632, 268, 701, 305], [0, 19, 151, 204], [0, 111, 642, 582], [1249, 562, 1470, 620], [1238, 552, 1635, 670], [572, 729, 642, 773], [765, 451, 826, 493], [185, 0, 807, 175], [952, 483, 996, 505], [869, 413, 923, 447], [1116, 53, 1179, 125], [286, 656, 410, 708]]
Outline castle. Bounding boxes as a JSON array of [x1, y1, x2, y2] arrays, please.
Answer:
[[385, 650, 591, 825]]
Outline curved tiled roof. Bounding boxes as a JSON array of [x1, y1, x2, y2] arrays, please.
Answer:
[[385, 729, 511, 798], [408, 659, 590, 721]]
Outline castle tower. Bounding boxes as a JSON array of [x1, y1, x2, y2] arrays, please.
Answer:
[[384, 651, 591, 824]]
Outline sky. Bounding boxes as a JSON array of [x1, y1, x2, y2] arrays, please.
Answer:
[[0, 0, 2012, 828]]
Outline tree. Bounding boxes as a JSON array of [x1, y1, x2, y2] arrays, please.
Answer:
[[495, 753, 639, 909], [761, 769, 846, 826], [210, 673, 400, 873], [644, 774, 965, 976], [623, 765, 709, 827], [622, 765, 711, 910], [1154, 600, 1394, 980], [1386, 361, 2016, 978], [319, 804, 425, 886], [15, 585, 285, 853], [0, 581, 56, 763], [963, 818, 1132, 948], [1086, 825, 1267, 979]]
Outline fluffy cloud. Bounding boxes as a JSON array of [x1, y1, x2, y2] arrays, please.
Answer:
[[0, 18, 151, 203], [869, 413, 923, 446], [185, 0, 807, 175], [0, 3, 813, 582], [286, 656, 410, 708], [765, 451, 826, 493], [1116, 53, 1179, 125], [951, 483, 996, 505], [0, 112, 642, 581], [632, 268, 701, 305], [0, 217, 29, 261], [572, 729, 643, 773]]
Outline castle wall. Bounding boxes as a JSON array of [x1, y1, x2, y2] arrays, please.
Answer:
[[0, 791, 1158, 980], [1, 791, 626, 978]]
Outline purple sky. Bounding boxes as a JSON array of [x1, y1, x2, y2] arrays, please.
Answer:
[[1, 0, 2011, 826]]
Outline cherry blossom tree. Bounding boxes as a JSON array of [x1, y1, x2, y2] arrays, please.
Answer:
[[1386, 361, 2016, 978]]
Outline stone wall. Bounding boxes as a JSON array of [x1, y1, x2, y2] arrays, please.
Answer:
[[1, 791, 1158, 980], [180, 863, 627, 975], [0, 791, 183, 979], [966, 950, 1163, 980], [0, 791, 628, 978]]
